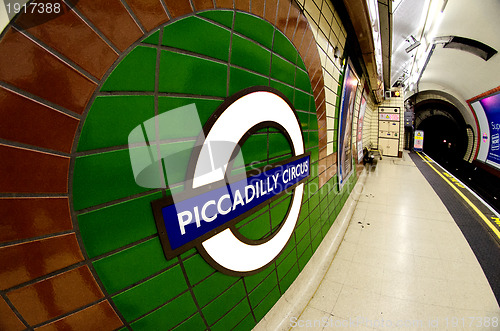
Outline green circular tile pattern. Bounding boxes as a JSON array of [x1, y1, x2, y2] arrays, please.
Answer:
[[73, 10, 319, 330]]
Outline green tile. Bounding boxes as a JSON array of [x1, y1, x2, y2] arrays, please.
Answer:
[[173, 314, 205, 331], [113, 265, 188, 321], [159, 50, 227, 97], [296, 53, 307, 71], [309, 113, 319, 130], [248, 272, 277, 308], [77, 96, 154, 152], [296, 68, 312, 93], [237, 208, 271, 241], [93, 237, 173, 294], [194, 272, 239, 307], [306, 131, 319, 149], [253, 286, 280, 322], [211, 300, 251, 331], [78, 191, 162, 258], [234, 12, 274, 49], [279, 264, 299, 293], [243, 264, 275, 291], [270, 80, 294, 104], [298, 245, 312, 270], [311, 231, 322, 252], [268, 132, 291, 159], [158, 97, 222, 128], [131, 292, 197, 330], [272, 30, 297, 64], [276, 249, 296, 280], [231, 35, 271, 76], [231, 313, 256, 331], [163, 16, 231, 62], [276, 235, 295, 266], [229, 66, 268, 96], [202, 281, 246, 325], [239, 133, 268, 164], [101, 46, 156, 92], [294, 89, 310, 112], [271, 54, 295, 86], [73, 149, 151, 210], [159, 140, 196, 186], [270, 196, 292, 229], [198, 10, 233, 29], [184, 253, 215, 285], [142, 31, 160, 45], [296, 232, 311, 257], [309, 95, 316, 112], [295, 111, 309, 131]]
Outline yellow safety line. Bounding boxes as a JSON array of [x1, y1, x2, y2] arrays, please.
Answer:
[[416, 152, 500, 239]]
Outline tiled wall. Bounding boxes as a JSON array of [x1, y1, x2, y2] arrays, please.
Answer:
[[0, 0, 362, 330]]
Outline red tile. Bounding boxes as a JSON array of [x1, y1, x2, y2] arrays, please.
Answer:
[[165, 0, 193, 18], [215, 0, 233, 9], [318, 171, 328, 187], [327, 153, 335, 166], [235, 0, 249, 11], [35, 300, 122, 331], [7, 266, 103, 326], [285, 2, 300, 41], [319, 134, 327, 148], [0, 28, 96, 115], [327, 163, 337, 178], [298, 27, 313, 61], [0, 197, 72, 244], [275, 0, 290, 33], [319, 146, 327, 160], [0, 144, 69, 193], [0, 87, 79, 154], [15, 3, 118, 80], [192, 0, 215, 11], [315, 89, 326, 108], [264, 0, 278, 26], [126, 0, 169, 32], [72, 0, 142, 52], [251, 0, 265, 17], [0, 234, 84, 290], [0, 296, 25, 331], [318, 158, 326, 174], [293, 13, 308, 49]]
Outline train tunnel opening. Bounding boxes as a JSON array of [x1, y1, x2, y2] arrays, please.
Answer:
[[417, 115, 468, 167]]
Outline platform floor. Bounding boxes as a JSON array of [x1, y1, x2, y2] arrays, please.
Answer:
[[260, 151, 500, 330]]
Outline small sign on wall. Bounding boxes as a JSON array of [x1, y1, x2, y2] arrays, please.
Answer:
[[414, 130, 424, 151]]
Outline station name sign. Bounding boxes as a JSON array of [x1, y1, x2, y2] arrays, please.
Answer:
[[152, 153, 310, 259]]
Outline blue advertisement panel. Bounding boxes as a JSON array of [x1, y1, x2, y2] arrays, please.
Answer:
[[337, 64, 359, 188], [480, 92, 500, 168]]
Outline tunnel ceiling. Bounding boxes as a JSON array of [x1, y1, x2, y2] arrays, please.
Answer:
[[391, 0, 500, 101]]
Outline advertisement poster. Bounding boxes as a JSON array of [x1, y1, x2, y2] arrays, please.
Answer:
[[414, 130, 424, 151], [338, 64, 359, 189], [356, 95, 367, 162], [480, 92, 500, 168]]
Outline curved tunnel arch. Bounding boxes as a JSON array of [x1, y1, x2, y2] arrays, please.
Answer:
[[413, 98, 469, 166]]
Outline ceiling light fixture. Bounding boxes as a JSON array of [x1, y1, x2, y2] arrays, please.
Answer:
[[405, 35, 421, 53]]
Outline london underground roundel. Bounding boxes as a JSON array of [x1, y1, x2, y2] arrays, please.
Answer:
[[150, 87, 310, 275]]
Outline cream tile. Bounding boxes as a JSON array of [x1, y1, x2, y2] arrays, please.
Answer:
[[331, 285, 381, 323], [448, 280, 499, 311], [290, 306, 331, 330], [308, 279, 343, 313]]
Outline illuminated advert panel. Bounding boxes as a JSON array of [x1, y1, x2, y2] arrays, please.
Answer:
[[469, 89, 500, 171]]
